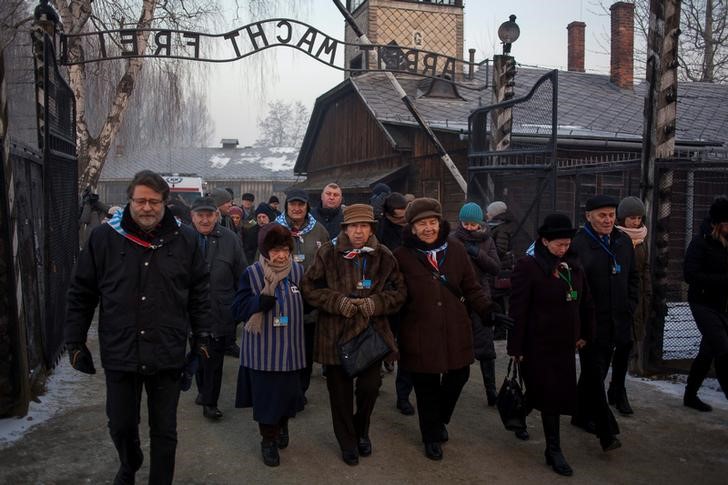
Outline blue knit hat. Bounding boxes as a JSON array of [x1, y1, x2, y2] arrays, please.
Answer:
[[459, 202, 484, 224]]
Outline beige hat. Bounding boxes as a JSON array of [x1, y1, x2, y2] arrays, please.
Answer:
[[341, 204, 377, 226]]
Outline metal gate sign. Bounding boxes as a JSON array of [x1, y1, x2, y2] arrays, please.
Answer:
[[59, 19, 486, 90]]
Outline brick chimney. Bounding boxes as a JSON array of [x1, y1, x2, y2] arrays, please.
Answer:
[[567, 21, 586, 72], [610, 2, 634, 89]]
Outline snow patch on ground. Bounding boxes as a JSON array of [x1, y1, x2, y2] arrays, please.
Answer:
[[629, 373, 728, 411], [0, 356, 86, 448]]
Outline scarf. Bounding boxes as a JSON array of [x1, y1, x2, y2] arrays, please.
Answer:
[[617, 225, 648, 247], [417, 241, 449, 272], [244, 255, 293, 334], [385, 212, 406, 226], [275, 212, 318, 241], [108, 206, 180, 249]]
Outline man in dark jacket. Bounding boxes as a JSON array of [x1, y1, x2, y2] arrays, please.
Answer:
[[570, 195, 638, 451], [190, 196, 247, 420], [311, 183, 344, 241], [65, 170, 211, 485], [683, 196, 728, 411], [211, 187, 235, 231]]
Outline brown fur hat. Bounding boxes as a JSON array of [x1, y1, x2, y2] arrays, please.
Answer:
[[258, 223, 294, 259]]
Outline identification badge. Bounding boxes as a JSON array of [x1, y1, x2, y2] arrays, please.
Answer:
[[294, 254, 305, 263], [357, 279, 372, 290], [612, 263, 621, 275], [274, 316, 289, 327], [566, 290, 578, 302], [290, 284, 300, 294]]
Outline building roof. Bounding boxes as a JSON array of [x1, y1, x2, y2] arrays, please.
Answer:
[[100, 146, 299, 181], [349, 67, 728, 146]]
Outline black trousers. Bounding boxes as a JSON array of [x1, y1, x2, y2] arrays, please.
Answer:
[[686, 340, 713, 395], [609, 341, 633, 390], [105, 369, 181, 485], [396, 367, 414, 401], [410, 365, 470, 443], [300, 322, 315, 395], [325, 362, 382, 452], [575, 343, 619, 438], [195, 336, 228, 406]]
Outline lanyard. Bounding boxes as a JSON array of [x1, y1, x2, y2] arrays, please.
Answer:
[[583, 224, 619, 265], [354, 255, 368, 281], [273, 278, 289, 317], [557, 266, 573, 291]]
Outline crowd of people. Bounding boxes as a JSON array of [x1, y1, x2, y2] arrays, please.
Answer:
[[64, 170, 728, 483]]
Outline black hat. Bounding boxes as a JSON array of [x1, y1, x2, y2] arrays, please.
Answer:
[[585, 195, 619, 212], [268, 195, 280, 204], [255, 202, 277, 221], [242, 192, 255, 202], [709, 196, 728, 224], [190, 196, 218, 212], [285, 188, 309, 204], [538, 213, 577, 240]]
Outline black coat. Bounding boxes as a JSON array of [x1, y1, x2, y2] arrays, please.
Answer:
[[200, 223, 247, 337], [376, 216, 405, 252], [570, 223, 639, 347], [453, 224, 500, 360], [507, 243, 595, 415], [65, 206, 211, 374], [311, 205, 344, 241], [685, 218, 728, 314]]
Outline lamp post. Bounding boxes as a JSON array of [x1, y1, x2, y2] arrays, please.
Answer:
[[498, 14, 520, 55], [491, 15, 519, 152]]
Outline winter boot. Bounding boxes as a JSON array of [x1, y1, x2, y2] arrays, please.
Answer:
[[541, 414, 573, 477], [481, 358, 498, 406]]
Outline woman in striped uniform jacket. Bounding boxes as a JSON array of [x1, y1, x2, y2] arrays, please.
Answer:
[[231, 224, 305, 467]]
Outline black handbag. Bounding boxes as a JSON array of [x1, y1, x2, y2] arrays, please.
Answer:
[[337, 323, 390, 378], [496, 358, 528, 432]]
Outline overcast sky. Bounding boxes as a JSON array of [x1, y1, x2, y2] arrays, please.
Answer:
[[206, 0, 618, 147]]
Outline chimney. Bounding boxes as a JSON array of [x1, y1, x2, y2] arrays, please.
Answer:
[[567, 21, 586, 72], [610, 2, 634, 89]]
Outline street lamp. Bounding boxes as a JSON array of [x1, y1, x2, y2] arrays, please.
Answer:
[[498, 14, 520, 55]]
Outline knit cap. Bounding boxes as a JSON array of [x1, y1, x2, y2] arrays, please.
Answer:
[[459, 202, 484, 223], [486, 201, 507, 218]]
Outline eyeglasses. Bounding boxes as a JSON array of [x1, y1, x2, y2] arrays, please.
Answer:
[[130, 198, 164, 208]]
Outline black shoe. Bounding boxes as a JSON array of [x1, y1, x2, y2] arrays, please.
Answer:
[[113, 467, 136, 485], [684, 393, 712, 412], [515, 429, 530, 441], [438, 426, 449, 443], [203, 406, 223, 419], [342, 449, 359, 466], [225, 342, 241, 358], [194, 394, 204, 406], [486, 389, 498, 407], [358, 437, 372, 457], [570, 417, 597, 435], [396, 399, 415, 416], [261, 441, 280, 467], [545, 448, 573, 476], [277, 424, 289, 449], [609, 387, 634, 415], [600, 435, 622, 452], [424, 442, 443, 461]]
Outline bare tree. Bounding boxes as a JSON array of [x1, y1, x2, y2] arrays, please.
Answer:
[[256, 100, 310, 147], [593, 0, 727, 83]]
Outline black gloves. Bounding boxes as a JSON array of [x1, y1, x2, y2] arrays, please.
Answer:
[[193, 332, 211, 360], [258, 294, 277, 313], [465, 242, 480, 258], [67, 342, 96, 374]]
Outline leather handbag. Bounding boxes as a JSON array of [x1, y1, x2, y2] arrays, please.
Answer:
[[337, 323, 390, 378], [496, 358, 528, 432]]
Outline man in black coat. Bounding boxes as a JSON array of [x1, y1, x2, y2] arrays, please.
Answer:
[[311, 183, 344, 241], [190, 196, 247, 420], [65, 170, 212, 485], [570, 195, 638, 451], [683, 196, 728, 411]]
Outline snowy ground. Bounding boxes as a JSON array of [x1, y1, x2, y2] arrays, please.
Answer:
[[629, 374, 728, 412], [0, 355, 85, 448]]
